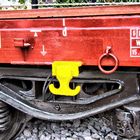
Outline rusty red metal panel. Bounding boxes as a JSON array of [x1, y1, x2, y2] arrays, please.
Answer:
[[0, 13, 140, 66]]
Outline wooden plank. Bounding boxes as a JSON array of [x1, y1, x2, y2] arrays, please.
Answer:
[[0, 5, 140, 19]]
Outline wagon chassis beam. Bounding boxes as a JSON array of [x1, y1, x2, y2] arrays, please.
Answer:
[[0, 83, 139, 121], [0, 68, 139, 121]]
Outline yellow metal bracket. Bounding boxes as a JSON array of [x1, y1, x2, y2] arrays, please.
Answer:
[[49, 61, 82, 96]]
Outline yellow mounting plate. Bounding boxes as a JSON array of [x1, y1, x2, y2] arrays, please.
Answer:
[[49, 61, 82, 96]]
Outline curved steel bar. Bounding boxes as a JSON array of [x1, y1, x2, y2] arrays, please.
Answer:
[[0, 83, 139, 121]]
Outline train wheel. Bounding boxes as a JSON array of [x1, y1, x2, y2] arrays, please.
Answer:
[[0, 101, 30, 140]]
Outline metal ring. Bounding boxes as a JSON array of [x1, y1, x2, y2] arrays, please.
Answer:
[[98, 53, 118, 74]]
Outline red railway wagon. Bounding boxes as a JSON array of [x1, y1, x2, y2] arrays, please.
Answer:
[[0, 3, 140, 139]]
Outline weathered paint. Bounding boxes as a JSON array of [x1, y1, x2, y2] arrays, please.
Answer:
[[0, 7, 140, 66]]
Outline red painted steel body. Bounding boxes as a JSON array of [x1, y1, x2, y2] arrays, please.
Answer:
[[0, 5, 140, 66]]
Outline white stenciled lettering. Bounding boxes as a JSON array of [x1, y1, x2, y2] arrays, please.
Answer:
[[138, 30, 140, 37], [130, 28, 140, 57], [132, 29, 137, 37], [132, 49, 138, 56], [136, 40, 140, 46]]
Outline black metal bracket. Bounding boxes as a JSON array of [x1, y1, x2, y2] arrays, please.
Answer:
[[0, 68, 139, 121]]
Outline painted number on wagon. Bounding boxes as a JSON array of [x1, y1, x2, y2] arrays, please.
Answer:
[[130, 28, 140, 57]]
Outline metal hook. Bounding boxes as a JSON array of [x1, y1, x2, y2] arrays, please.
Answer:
[[49, 61, 82, 96], [105, 46, 112, 55], [98, 46, 119, 74]]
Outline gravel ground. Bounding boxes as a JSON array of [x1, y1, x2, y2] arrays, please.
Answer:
[[15, 116, 118, 140]]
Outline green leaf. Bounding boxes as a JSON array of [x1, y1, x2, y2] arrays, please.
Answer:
[[18, 0, 25, 4]]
